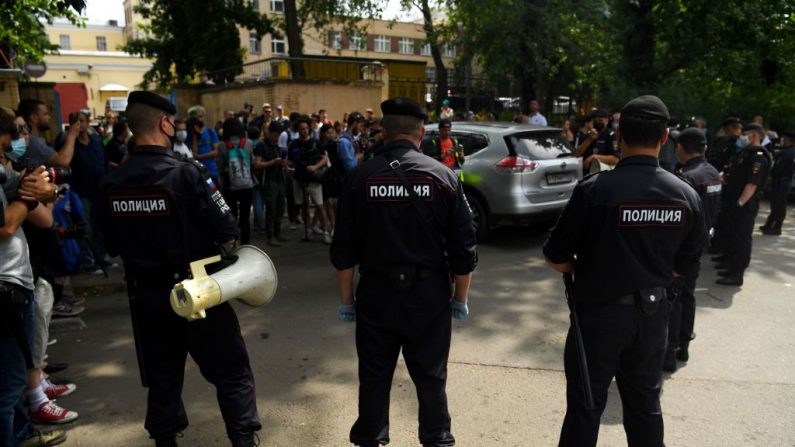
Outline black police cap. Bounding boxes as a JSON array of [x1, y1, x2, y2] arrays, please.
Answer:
[[588, 109, 609, 119], [742, 123, 765, 134], [620, 95, 670, 122], [438, 118, 452, 128], [675, 127, 707, 146], [381, 97, 428, 120], [127, 91, 176, 115], [720, 116, 741, 128]]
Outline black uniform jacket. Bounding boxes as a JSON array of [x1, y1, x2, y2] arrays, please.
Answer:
[[677, 156, 722, 230], [723, 145, 771, 203], [330, 139, 477, 276], [97, 145, 238, 275], [543, 155, 705, 304], [771, 145, 795, 183]]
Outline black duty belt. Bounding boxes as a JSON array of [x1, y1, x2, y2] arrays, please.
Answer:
[[359, 265, 447, 280]]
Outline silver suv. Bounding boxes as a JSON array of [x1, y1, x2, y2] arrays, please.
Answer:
[[421, 122, 582, 240]]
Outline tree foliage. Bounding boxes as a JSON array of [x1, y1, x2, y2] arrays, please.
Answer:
[[0, 0, 85, 68], [122, 0, 274, 90]]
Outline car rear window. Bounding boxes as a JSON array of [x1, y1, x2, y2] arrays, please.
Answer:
[[421, 131, 490, 156], [505, 132, 574, 160]]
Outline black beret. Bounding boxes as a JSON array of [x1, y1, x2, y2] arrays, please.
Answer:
[[782, 130, 795, 139], [620, 95, 669, 122], [381, 97, 428, 120], [720, 116, 741, 128], [742, 123, 765, 134], [127, 91, 176, 115], [438, 118, 452, 128], [675, 127, 707, 146]]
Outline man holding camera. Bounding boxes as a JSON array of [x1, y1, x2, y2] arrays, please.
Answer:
[[0, 109, 68, 447], [576, 109, 620, 175]]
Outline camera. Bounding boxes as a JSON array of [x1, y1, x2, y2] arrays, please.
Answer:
[[24, 165, 72, 184]]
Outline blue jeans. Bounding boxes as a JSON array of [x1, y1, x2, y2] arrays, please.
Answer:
[[0, 288, 33, 447], [252, 186, 266, 232]]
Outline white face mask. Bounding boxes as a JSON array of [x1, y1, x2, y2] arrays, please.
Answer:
[[176, 130, 188, 142], [736, 135, 750, 149]]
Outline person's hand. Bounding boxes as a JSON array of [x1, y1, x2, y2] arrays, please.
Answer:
[[451, 299, 469, 320], [67, 123, 80, 139], [307, 165, 316, 173], [583, 155, 594, 167], [18, 167, 55, 202], [338, 304, 356, 322]]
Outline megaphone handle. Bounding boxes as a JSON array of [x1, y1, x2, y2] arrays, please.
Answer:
[[189, 255, 222, 280]]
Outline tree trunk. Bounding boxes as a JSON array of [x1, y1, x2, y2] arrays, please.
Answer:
[[420, 0, 447, 116], [283, 0, 304, 78], [620, 0, 656, 88]]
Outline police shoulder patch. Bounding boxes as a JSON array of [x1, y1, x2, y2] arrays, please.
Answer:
[[752, 162, 761, 174], [110, 192, 171, 217]]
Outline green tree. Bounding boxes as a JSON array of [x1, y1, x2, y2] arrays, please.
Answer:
[[122, 0, 274, 89], [0, 0, 85, 68]]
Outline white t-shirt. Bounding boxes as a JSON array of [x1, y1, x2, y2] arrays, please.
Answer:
[[440, 107, 454, 119], [530, 113, 548, 126], [173, 142, 193, 158], [277, 130, 299, 152]]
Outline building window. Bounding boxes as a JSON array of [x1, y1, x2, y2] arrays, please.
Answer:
[[270, 0, 284, 13], [251, 0, 259, 10], [398, 38, 413, 54], [249, 33, 262, 54], [59, 34, 71, 50], [443, 44, 456, 58], [348, 34, 364, 51], [272, 38, 286, 55], [96, 36, 107, 51], [374, 35, 390, 53], [447, 68, 456, 82], [425, 67, 436, 81], [329, 31, 342, 50], [420, 43, 431, 56]]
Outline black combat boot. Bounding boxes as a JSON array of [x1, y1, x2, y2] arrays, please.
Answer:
[[231, 432, 260, 447], [154, 438, 178, 447], [662, 349, 678, 373], [677, 340, 690, 362], [716, 274, 743, 286]]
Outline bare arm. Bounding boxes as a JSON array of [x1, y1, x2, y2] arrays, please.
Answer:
[[737, 183, 758, 206], [0, 202, 29, 240], [48, 126, 80, 167], [453, 272, 473, 303], [546, 258, 574, 273], [26, 202, 53, 228], [336, 268, 355, 305]]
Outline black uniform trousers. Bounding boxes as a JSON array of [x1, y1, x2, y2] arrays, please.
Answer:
[[134, 278, 261, 440], [263, 180, 286, 239], [351, 274, 455, 447], [723, 199, 759, 273], [559, 299, 670, 447], [763, 179, 792, 231], [667, 273, 698, 354]]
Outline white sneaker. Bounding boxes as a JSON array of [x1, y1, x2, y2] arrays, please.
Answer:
[[322, 232, 333, 245], [311, 226, 324, 235]]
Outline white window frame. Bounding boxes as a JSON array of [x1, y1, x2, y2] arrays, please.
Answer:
[[251, 0, 259, 10], [271, 38, 286, 55], [270, 0, 284, 13], [96, 36, 107, 51], [374, 35, 390, 53], [249, 33, 262, 54], [330, 31, 342, 50], [59, 34, 71, 50], [348, 34, 364, 51], [398, 37, 413, 54], [425, 67, 436, 81], [420, 43, 431, 56], [443, 44, 456, 58]]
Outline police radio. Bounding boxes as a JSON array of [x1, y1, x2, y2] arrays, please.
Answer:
[[170, 245, 278, 321]]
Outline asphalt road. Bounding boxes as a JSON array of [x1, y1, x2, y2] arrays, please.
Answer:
[[47, 212, 795, 447]]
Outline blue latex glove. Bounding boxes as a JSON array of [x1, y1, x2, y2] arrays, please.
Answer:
[[451, 299, 469, 320], [338, 304, 356, 322]]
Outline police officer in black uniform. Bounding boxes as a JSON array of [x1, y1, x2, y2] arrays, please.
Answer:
[[330, 97, 477, 447], [714, 123, 771, 286], [96, 92, 261, 447], [707, 117, 743, 254], [760, 130, 795, 235], [663, 128, 722, 372], [576, 109, 620, 175], [543, 95, 705, 447]]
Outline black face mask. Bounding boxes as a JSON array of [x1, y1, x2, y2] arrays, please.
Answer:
[[163, 118, 177, 148], [593, 121, 606, 132]]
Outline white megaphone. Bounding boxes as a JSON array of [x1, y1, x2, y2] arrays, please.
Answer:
[[170, 245, 278, 321]]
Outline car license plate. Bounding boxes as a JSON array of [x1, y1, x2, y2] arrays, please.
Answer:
[[546, 173, 570, 185]]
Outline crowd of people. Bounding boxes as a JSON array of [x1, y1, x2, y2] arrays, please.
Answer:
[[1, 91, 793, 447]]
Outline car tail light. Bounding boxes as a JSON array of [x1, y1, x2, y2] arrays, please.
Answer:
[[495, 156, 538, 173]]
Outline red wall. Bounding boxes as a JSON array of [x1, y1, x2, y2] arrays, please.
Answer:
[[53, 83, 88, 123]]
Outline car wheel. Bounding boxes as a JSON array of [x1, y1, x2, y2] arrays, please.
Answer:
[[465, 192, 490, 242]]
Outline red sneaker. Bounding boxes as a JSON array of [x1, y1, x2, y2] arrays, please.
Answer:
[[28, 401, 79, 424], [44, 383, 76, 399]]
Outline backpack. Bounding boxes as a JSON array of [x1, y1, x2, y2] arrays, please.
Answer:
[[225, 138, 255, 190]]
